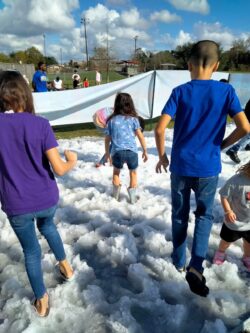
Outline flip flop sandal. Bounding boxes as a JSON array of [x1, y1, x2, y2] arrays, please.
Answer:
[[55, 263, 74, 282], [31, 294, 50, 317], [185, 271, 209, 297]]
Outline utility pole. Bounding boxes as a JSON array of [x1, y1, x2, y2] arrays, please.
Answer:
[[81, 17, 89, 70], [60, 48, 63, 66], [134, 35, 138, 58], [106, 20, 109, 83], [43, 33, 46, 62]]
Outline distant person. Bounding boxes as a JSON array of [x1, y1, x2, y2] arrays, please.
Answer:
[[95, 70, 101, 85], [226, 98, 250, 163], [72, 70, 80, 89], [53, 76, 63, 91], [83, 77, 89, 88], [105, 93, 148, 204], [155, 40, 250, 297], [0, 71, 76, 317], [32, 61, 48, 92], [213, 161, 250, 272]]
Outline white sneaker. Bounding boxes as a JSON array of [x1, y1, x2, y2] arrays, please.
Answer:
[[113, 184, 121, 201], [128, 187, 137, 204]]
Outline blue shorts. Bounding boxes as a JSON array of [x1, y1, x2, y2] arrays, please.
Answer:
[[112, 150, 138, 170]]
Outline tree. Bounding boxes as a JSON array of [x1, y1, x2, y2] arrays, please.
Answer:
[[0, 53, 11, 63], [25, 47, 44, 65], [172, 43, 194, 69], [45, 56, 58, 65], [9, 50, 26, 63]]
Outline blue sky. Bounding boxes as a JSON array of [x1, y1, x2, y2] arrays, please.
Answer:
[[0, 0, 249, 62]]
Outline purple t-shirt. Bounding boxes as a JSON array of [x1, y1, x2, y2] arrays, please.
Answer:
[[0, 112, 59, 216]]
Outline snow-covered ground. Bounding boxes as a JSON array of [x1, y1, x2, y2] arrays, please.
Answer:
[[0, 124, 249, 333]]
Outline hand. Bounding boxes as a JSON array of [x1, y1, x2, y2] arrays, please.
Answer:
[[64, 150, 77, 162], [156, 154, 169, 173], [225, 210, 236, 223], [142, 150, 148, 162]]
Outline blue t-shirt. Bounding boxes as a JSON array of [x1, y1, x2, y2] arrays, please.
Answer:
[[162, 80, 242, 177], [106, 115, 140, 155], [0, 112, 59, 215], [32, 70, 48, 92]]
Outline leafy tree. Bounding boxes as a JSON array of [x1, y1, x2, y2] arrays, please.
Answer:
[[0, 53, 11, 63], [45, 56, 58, 65], [25, 47, 44, 65], [9, 50, 26, 63], [171, 43, 194, 69]]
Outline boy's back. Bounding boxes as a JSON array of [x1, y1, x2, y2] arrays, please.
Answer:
[[155, 40, 250, 297], [163, 79, 241, 177]]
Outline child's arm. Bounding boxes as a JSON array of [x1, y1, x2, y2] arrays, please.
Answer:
[[105, 135, 111, 160], [45, 148, 77, 176], [154, 114, 172, 173], [135, 129, 148, 162], [220, 196, 236, 223], [221, 112, 250, 150]]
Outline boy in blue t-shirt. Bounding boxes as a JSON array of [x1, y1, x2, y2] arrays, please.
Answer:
[[32, 61, 48, 92], [155, 40, 250, 297]]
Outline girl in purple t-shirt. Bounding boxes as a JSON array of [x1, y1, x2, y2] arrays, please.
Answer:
[[0, 71, 77, 317]]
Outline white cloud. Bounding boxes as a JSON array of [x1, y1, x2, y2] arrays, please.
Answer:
[[81, 4, 151, 58], [161, 30, 193, 49], [150, 10, 181, 23], [0, 0, 79, 36], [194, 21, 235, 50], [120, 8, 148, 29], [167, 0, 210, 14]]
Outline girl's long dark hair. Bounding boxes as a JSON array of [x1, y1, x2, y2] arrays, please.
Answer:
[[0, 70, 35, 114], [107, 92, 138, 122]]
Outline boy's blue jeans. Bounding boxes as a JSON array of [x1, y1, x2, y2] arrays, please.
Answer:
[[170, 173, 218, 273], [227, 133, 250, 152], [8, 205, 66, 299]]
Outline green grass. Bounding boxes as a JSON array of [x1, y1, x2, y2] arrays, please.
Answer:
[[48, 70, 125, 89]]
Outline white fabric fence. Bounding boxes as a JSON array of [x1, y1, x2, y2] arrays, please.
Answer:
[[34, 70, 229, 126]]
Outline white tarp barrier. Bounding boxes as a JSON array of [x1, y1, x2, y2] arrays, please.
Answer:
[[33, 71, 155, 126], [34, 70, 229, 126], [228, 73, 250, 108]]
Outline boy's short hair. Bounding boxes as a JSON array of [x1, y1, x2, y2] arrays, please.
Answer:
[[189, 40, 219, 68]]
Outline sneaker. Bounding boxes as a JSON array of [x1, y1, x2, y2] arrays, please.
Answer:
[[242, 256, 250, 272], [128, 187, 137, 204], [245, 144, 250, 151], [113, 184, 121, 201], [177, 266, 186, 273], [226, 150, 241, 164], [213, 250, 226, 265]]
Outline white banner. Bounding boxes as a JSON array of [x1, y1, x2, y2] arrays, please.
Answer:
[[34, 70, 229, 125]]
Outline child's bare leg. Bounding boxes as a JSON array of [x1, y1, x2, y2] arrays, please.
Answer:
[[129, 170, 137, 188], [218, 239, 231, 252], [243, 239, 250, 257], [113, 167, 121, 186], [59, 259, 74, 279]]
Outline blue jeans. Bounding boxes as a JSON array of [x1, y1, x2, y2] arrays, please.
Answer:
[[8, 205, 66, 298], [227, 133, 250, 152], [171, 173, 218, 272]]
